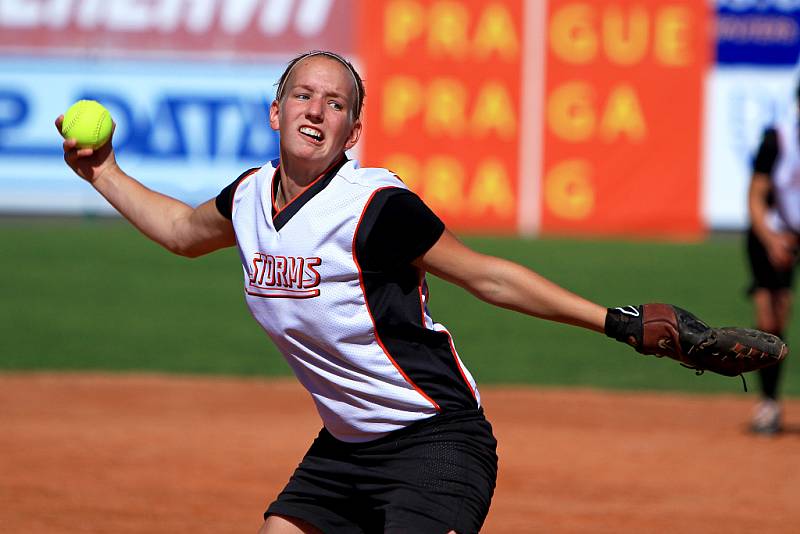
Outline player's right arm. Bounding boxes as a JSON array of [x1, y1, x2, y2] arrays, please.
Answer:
[[57, 116, 235, 258]]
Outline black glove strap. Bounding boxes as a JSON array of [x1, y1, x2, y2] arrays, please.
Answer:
[[604, 305, 644, 348]]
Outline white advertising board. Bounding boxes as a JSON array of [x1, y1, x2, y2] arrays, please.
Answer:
[[702, 67, 797, 230]]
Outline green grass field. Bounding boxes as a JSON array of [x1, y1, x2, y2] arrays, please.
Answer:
[[1, 219, 796, 396]]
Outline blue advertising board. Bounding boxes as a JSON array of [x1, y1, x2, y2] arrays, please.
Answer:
[[0, 58, 282, 213], [717, 0, 800, 65]]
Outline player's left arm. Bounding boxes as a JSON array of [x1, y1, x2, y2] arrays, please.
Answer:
[[413, 230, 607, 332], [414, 230, 786, 375]]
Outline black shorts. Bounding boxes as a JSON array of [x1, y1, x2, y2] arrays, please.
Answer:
[[746, 228, 796, 292], [265, 408, 498, 534]]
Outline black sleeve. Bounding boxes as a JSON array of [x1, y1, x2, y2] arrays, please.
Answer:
[[215, 167, 259, 220], [357, 188, 445, 272], [753, 128, 779, 176]]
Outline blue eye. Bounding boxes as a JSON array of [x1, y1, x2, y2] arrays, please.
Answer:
[[329, 101, 343, 111]]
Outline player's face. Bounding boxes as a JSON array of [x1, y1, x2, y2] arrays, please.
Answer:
[[270, 56, 362, 175]]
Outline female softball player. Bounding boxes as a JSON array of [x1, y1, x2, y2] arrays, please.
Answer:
[[745, 83, 800, 435], [58, 51, 784, 533]]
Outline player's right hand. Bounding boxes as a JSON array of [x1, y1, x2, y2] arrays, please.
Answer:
[[56, 115, 118, 185], [764, 231, 798, 270]]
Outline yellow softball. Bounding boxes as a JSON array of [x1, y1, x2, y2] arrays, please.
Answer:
[[61, 100, 113, 149]]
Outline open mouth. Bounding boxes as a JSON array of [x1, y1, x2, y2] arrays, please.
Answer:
[[299, 126, 324, 143]]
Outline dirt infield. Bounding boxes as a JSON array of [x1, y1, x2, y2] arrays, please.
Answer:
[[1, 374, 798, 533]]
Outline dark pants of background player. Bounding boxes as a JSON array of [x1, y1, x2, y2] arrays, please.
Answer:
[[265, 408, 498, 534], [747, 228, 795, 399]]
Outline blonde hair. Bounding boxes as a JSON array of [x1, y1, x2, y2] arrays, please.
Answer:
[[275, 50, 365, 121]]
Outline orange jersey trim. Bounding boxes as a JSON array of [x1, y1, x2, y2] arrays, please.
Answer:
[[352, 186, 441, 412]]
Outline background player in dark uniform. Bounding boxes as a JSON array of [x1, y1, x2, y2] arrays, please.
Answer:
[[746, 85, 800, 434]]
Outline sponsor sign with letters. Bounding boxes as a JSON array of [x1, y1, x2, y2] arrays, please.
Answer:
[[0, 58, 282, 212], [703, 1, 800, 230], [0, 0, 355, 214], [0, 0, 355, 57], [359, 0, 524, 234], [541, 0, 710, 238], [716, 0, 800, 65]]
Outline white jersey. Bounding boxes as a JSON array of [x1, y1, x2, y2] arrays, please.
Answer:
[[769, 117, 800, 233], [227, 158, 480, 442]]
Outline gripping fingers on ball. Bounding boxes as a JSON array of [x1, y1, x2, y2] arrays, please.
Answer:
[[62, 139, 95, 160]]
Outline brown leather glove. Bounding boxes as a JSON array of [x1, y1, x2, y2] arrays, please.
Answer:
[[605, 304, 788, 377]]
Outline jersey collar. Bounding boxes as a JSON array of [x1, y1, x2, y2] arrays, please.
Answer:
[[271, 154, 349, 231]]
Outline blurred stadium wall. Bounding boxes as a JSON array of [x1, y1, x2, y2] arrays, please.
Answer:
[[0, 0, 798, 239]]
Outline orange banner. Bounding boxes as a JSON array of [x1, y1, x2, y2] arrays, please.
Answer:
[[541, 1, 710, 238], [359, 0, 523, 233]]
